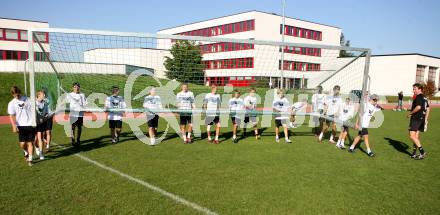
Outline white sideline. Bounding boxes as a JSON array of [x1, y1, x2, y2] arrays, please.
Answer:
[[52, 142, 218, 215]]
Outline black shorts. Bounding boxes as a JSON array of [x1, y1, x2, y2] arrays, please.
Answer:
[[36, 117, 53, 132], [147, 114, 159, 128], [231, 116, 241, 125], [109, 120, 123, 129], [342, 125, 349, 132], [70, 117, 83, 127], [358, 128, 368, 136], [244, 115, 257, 124], [179, 114, 192, 125], [409, 118, 425, 132], [17, 126, 35, 142], [205, 116, 220, 125], [275, 118, 288, 127]]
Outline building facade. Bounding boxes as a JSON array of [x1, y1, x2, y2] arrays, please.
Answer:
[[157, 10, 342, 87]]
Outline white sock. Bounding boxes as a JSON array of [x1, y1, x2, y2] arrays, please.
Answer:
[[28, 155, 33, 161], [329, 135, 334, 141], [215, 135, 219, 141], [276, 135, 279, 139], [285, 137, 289, 141], [341, 140, 345, 146], [151, 138, 156, 145], [233, 135, 237, 139], [337, 139, 341, 145], [367, 148, 372, 154], [350, 145, 355, 150], [318, 132, 323, 140], [46, 144, 50, 149], [208, 136, 212, 141], [23, 150, 28, 156], [187, 132, 191, 138], [183, 135, 187, 141]]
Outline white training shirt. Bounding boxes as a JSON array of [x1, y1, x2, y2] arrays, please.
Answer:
[[325, 95, 343, 116], [204, 93, 221, 116], [339, 102, 355, 122], [312, 93, 326, 111], [273, 97, 290, 120], [229, 97, 244, 117], [8, 96, 33, 127], [143, 95, 163, 115], [105, 95, 127, 121], [244, 95, 257, 111], [361, 102, 381, 128], [66, 92, 87, 117], [176, 91, 195, 111]]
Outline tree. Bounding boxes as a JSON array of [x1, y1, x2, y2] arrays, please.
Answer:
[[164, 40, 204, 84], [339, 33, 354, 57], [423, 80, 436, 99]]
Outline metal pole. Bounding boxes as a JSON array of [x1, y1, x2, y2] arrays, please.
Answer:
[[23, 59, 28, 95], [28, 31, 36, 127], [359, 50, 371, 128], [280, 0, 286, 89]]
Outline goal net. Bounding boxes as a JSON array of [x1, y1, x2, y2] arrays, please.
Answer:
[[27, 28, 371, 129]]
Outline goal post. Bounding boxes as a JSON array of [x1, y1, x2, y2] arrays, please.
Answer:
[[27, 27, 371, 127]]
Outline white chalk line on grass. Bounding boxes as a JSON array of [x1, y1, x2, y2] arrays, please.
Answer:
[[52, 142, 218, 215]]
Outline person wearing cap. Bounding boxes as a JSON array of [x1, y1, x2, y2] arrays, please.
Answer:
[[319, 85, 342, 143], [348, 94, 382, 157], [105, 86, 126, 144], [65, 82, 87, 146]]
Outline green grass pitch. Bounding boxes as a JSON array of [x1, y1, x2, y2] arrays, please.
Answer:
[[1, 109, 439, 214]]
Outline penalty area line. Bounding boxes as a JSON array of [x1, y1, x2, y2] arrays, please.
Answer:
[[52, 142, 218, 215]]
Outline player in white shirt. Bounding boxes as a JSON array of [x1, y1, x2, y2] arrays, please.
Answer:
[[272, 90, 292, 143], [105, 86, 126, 144], [348, 94, 382, 157], [229, 90, 244, 143], [336, 97, 355, 149], [65, 82, 87, 146], [318, 85, 343, 143], [243, 88, 260, 140], [311, 86, 326, 136], [143, 87, 163, 146], [8, 86, 34, 166], [203, 85, 221, 144], [35, 90, 53, 160], [176, 83, 195, 144]]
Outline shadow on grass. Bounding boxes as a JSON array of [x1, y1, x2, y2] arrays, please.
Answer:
[[384, 137, 411, 155], [46, 132, 137, 160]]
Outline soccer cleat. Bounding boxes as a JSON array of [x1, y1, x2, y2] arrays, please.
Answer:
[[275, 137, 280, 143], [76, 140, 81, 146], [348, 148, 355, 153], [213, 140, 219, 144], [329, 140, 336, 144], [111, 138, 117, 144], [285, 139, 292, 144], [233, 138, 238, 144], [256, 135, 261, 140], [27, 161, 33, 167], [339, 145, 346, 149], [71, 138, 76, 146], [187, 137, 192, 144], [415, 152, 427, 160], [39, 151, 45, 160], [35, 148, 41, 157], [207, 139, 213, 143], [410, 153, 418, 159], [368, 152, 375, 157]]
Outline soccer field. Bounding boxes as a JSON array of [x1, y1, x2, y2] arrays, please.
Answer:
[[1, 109, 439, 214]]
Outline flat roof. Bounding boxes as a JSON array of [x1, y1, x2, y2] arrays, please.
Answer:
[[0, 17, 48, 24], [372, 53, 440, 60], [158, 10, 340, 31]]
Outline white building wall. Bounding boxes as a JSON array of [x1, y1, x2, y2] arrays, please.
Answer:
[[0, 18, 50, 52]]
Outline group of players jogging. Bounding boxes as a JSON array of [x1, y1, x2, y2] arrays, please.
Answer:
[[8, 82, 430, 166]]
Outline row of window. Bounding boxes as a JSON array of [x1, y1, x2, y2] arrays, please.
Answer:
[[0, 50, 48, 61], [280, 46, 321, 57], [279, 60, 321, 71], [280, 24, 322, 41], [203, 57, 254, 70], [0, 29, 49, 43], [200, 42, 254, 54], [207, 76, 255, 87], [178, 20, 255, 37]]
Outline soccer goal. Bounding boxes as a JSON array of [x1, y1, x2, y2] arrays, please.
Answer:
[[26, 28, 371, 127]]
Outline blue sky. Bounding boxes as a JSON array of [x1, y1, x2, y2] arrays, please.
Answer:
[[1, 0, 439, 56]]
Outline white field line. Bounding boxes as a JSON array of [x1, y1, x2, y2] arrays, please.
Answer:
[[52, 142, 218, 215]]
